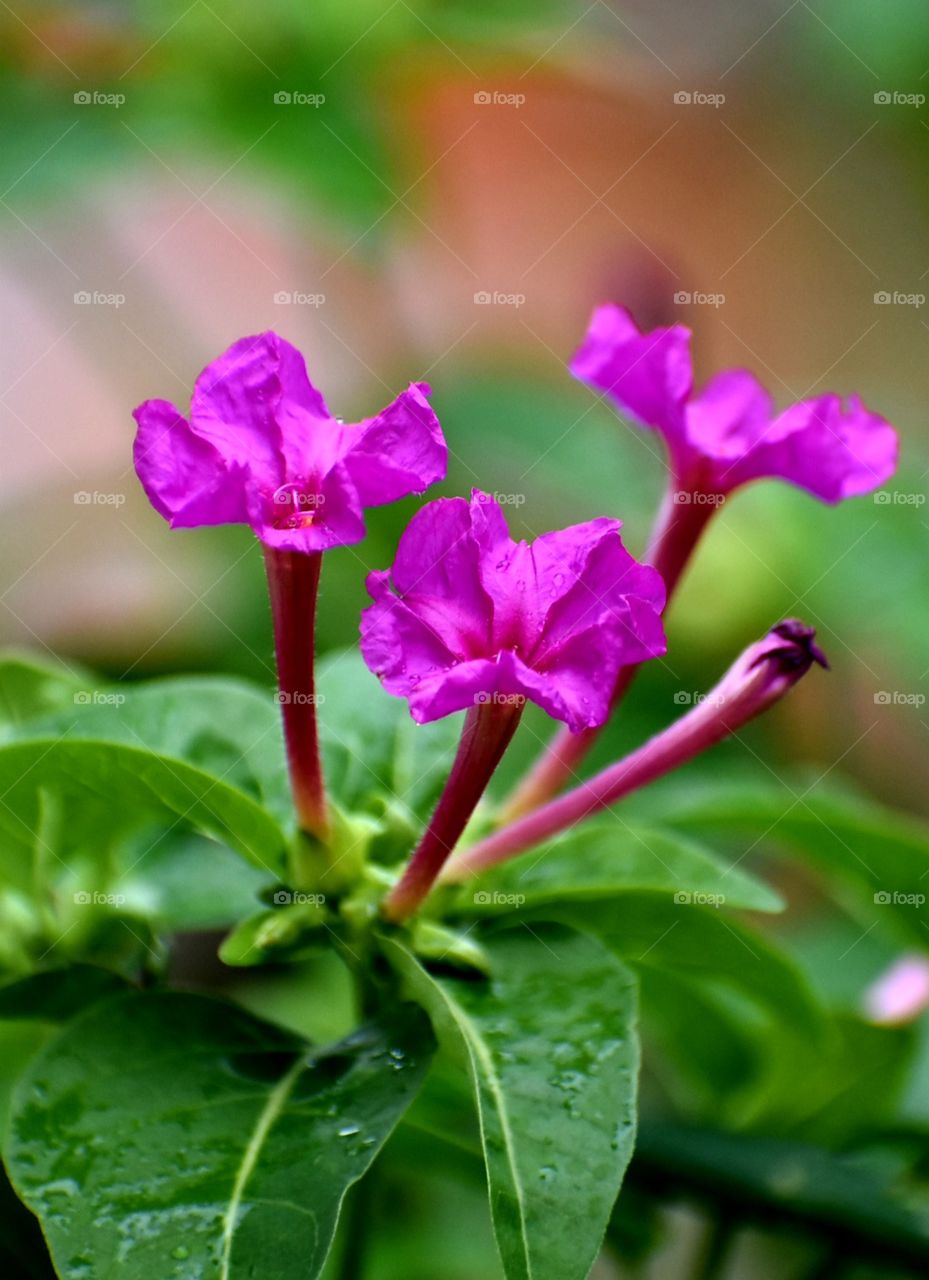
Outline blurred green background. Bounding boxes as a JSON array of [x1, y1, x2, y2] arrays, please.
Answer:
[[2, 3, 928, 1275]]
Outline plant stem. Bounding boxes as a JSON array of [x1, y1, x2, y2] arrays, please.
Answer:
[[382, 698, 524, 922], [497, 483, 717, 821], [264, 547, 329, 842], [445, 621, 824, 879], [691, 1212, 736, 1280]]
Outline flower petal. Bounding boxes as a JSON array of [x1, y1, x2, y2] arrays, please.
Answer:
[[685, 369, 774, 469], [360, 571, 460, 712], [389, 497, 493, 656], [570, 304, 693, 447], [722, 393, 899, 502], [132, 399, 249, 528], [343, 382, 447, 506], [188, 332, 329, 491], [537, 524, 666, 662]]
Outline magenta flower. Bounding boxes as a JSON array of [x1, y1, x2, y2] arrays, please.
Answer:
[[361, 490, 667, 733], [571, 304, 898, 502], [133, 331, 447, 552]]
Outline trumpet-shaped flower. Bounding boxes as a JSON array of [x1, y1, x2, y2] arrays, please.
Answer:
[[361, 491, 666, 732], [571, 304, 898, 501], [133, 332, 447, 552]]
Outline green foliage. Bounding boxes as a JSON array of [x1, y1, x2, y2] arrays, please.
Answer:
[[0, 647, 927, 1277], [4, 992, 434, 1280], [383, 925, 639, 1280]]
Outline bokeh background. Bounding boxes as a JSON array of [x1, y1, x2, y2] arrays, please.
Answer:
[[2, 2, 929, 1275]]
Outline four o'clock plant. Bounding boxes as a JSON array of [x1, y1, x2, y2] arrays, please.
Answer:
[[1, 310, 909, 1280], [502, 304, 899, 818], [133, 331, 446, 853], [360, 489, 667, 918]]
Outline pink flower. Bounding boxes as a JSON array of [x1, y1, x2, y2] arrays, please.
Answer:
[[864, 955, 929, 1025], [360, 491, 666, 732], [571, 304, 898, 502], [133, 332, 447, 552]]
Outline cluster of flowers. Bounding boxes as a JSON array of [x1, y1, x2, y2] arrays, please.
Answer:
[[133, 307, 897, 920]]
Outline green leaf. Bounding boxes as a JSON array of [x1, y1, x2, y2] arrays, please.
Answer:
[[0, 966, 127, 1023], [454, 820, 782, 915], [0, 736, 287, 901], [637, 967, 765, 1123], [116, 833, 269, 931], [316, 651, 458, 858], [543, 894, 821, 1036], [634, 1122, 929, 1267], [19, 674, 292, 827], [5, 991, 434, 1280], [382, 923, 639, 1280], [0, 651, 86, 736], [659, 779, 929, 947]]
